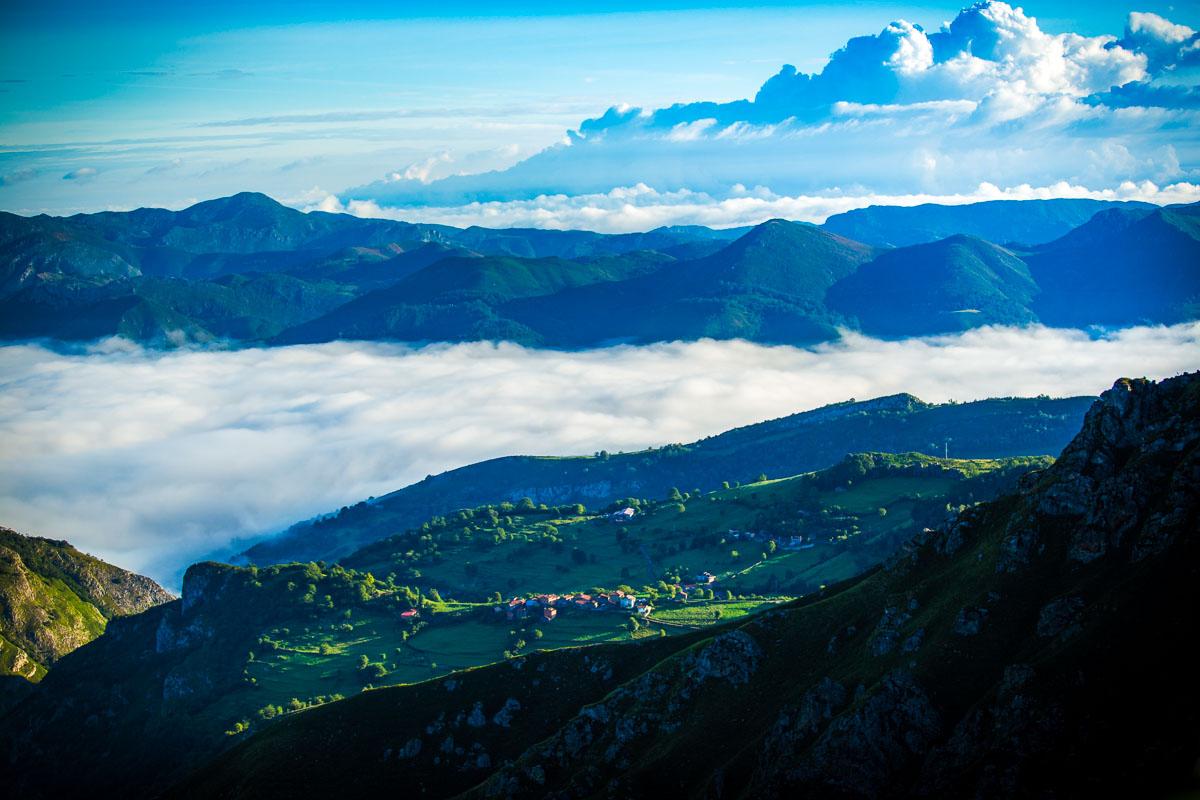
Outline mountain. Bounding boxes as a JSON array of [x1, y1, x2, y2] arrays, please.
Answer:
[[0, 193, 740, 294], [241, 392, 1093, 566], [495, 219, 877, 346], [826, 235, 1039, 336], [821, 198, 1156, 247], [0, 527, 172, 683], [275, 251, 671, 346], [3, 194, 1198, 348], [277, 220, 875, 347], [1027, 204, 1200, 327], [168, 371, 1200, 799], [0, 452, 1046, 797]]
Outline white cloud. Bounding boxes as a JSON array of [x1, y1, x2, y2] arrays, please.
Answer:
[[388, 151, 453, 184], [2, 324, 1198, 587], [306, 179, 1200, 233], [61, 166, 98, 183], [348, 3, 1198, 209]]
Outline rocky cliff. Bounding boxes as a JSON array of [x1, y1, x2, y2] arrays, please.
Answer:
[[0, 527, 172, 681]]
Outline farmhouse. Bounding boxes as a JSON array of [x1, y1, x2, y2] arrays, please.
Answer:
[[610, 507, 637, 522], [542, 607, 557, 621], [399, 609, 419, 619]]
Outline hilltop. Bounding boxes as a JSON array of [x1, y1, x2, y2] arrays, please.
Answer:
[[242, 391, 1092, 566], [170, 371, 1200, 799]]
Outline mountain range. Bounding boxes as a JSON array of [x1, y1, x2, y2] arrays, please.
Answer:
[[241, 391, 1094, 566], [2, 371, 1195, 798], [3, 194, 1196, 347]]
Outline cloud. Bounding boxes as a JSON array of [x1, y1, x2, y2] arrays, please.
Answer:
[[144, 158, 183, 175], [2, 325, 1198, 587], [0, 167, 36, 187], [346, 2, 1199, 209], [1119, 12, 1200, 72], [388, 151, 453, 184], [61, 166, 98, 183], [307, 179, 1200, 233]]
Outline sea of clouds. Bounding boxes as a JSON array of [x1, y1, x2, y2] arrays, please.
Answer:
[[2, 323, 1198, 589]]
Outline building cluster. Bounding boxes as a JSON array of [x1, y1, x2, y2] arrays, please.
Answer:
[[726, 529, 813, 550], [496, 590, 652, 621]]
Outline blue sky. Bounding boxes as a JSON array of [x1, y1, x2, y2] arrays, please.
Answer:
[[2, 1, 1198, 225]]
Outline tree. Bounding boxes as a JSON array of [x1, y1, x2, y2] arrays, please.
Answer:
[[730, 550, 740, 560], [756, 473, 768, 483], [669, 487, 683, 501]]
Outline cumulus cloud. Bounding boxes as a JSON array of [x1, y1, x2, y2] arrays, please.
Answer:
[[2, 325, 1198, 587], [307, 179, 1200, 232], [1119, 12, 1200, 72], [346, 2, 1198, 208]]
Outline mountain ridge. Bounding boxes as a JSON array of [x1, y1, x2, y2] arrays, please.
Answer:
[[171, 370, 1200, 799], [240, 391, 1093, 566], [2, 196, 1197, 348]]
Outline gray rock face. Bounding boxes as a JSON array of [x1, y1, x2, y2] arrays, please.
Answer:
[[869, 606, 912, 656], [788, 670, 942, 797], [1036, 596, 1085, 640], [954, 606, 989, 637], [492, 697, 521, 728], [686, 630, 763, 686]]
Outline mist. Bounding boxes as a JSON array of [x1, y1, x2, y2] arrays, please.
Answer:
[[2, 323, 1197, 588]]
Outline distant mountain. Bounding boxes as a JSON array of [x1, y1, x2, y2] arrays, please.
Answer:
[[1027, 204, 1200, 326], [0, 526, 171, 683], [496, 219, 876, 345], [241, 391, 1093, 566], [821, 198, 1156, 247], [2, 194, 1196, 348], [826, 235, 1039, 336], [168, 371, 1200, 799], [276, 251, 671, 346]]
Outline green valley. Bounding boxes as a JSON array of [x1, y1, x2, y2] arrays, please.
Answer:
[[0, 451, 1046, 795]]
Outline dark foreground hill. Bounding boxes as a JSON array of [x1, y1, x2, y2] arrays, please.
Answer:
[[242, 392, 1093, 565], [171, 371, 1200, 799], [0, 527, 171, 684]]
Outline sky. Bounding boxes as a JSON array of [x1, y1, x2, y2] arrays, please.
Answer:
[[2, 324, 1199, 589], [2, 1, 1198, 225]]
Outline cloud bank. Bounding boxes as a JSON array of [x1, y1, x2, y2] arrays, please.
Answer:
[[310, 178, 1200, 233], [348, 2, 1200, 210], [3, 324, 1199, 587]]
